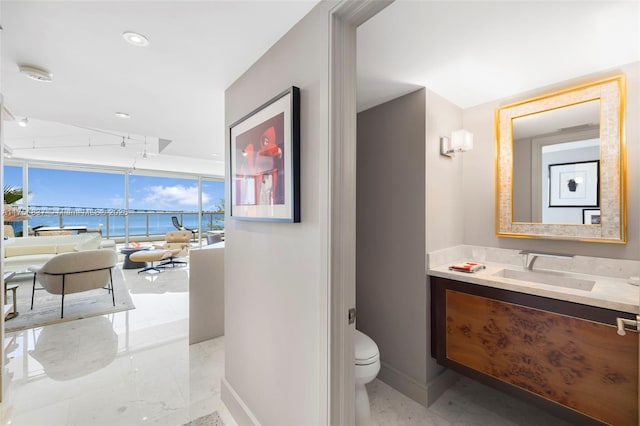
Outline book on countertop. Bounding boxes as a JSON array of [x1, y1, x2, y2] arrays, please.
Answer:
[[448, 262, 485, 273]]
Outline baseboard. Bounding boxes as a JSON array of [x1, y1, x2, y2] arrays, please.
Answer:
[[221, 377, 262, 426], [378, 362, 460, 407], [377, 362, 429, 406], [425, 368, 460, 406]]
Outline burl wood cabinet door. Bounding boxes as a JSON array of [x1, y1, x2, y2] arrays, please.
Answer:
[[445, 290, 638, 426]]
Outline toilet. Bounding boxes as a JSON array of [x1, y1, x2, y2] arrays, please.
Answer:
[[354, 329, 380, 426]]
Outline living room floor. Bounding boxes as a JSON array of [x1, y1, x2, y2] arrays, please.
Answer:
[[2, 264, 237, 426], [2, 262, 575, 426]]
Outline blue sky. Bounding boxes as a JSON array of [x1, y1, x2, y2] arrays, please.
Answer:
[[4, 165, 224, 211]]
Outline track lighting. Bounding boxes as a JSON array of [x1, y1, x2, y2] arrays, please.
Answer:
[[142, 136, 148, 158]]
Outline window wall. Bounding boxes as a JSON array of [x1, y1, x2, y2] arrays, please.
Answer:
[[3, 161, 224, 240], [4, 165, 26, 236]]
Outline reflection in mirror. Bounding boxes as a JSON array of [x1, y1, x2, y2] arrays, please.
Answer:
[[512, 100, 600, 224], [496, 74, 626, 243]]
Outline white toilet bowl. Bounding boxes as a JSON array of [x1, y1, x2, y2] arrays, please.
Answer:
[[355, 329, 380, 426]]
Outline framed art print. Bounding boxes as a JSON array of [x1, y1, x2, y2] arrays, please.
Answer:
[[582, 209, 601, 225], [548, 160, 599, 207], [229, 86, 300, 222]]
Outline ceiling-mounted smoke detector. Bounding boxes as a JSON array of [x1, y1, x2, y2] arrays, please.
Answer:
[[18, 64, 53, 82]]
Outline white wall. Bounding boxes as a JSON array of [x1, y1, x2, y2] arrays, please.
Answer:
[[462, 62, 640, 259], [223, 3, 332, 425], [425, 90, 465, 252]]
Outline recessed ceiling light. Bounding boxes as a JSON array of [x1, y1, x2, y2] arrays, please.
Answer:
[[122, 31, 149, 47], [18, 64, 53, 82], [17, 117, 29, 127], [115, 112, 131, 119]]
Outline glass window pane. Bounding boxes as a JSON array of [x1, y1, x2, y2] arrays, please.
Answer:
[[27, 167, 125, 237], [4, 165, 26, 236], [202, 178, 225, 231], [128, 174, 201, 237]]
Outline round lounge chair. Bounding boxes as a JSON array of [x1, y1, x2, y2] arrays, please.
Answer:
[[28, 249, 118, 318]]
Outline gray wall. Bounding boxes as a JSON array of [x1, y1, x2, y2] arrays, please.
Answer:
[[356, 88, 463, 405], [462, 62, 640, 259], [223, 3, 333, 425], [356, 89, 427, 394], [513, 138, 532, 222]]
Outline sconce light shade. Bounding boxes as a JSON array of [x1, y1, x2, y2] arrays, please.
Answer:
[[452, 129, 473, 151], [441, 129, 474, 157]]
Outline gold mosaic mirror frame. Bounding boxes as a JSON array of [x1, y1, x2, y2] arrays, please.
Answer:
[[495, 75, 626, 243]]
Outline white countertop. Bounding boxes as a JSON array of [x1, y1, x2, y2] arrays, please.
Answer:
[[429, 261, 639, 314]]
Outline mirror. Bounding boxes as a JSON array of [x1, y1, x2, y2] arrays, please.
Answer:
[[512, 100, 600, 224], [496, 75, 626, 243]]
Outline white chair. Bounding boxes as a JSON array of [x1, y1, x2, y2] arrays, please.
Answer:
[[28, 249, 118, 318]]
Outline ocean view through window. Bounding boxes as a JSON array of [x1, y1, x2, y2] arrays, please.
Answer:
[[4, 164, 224, 239]]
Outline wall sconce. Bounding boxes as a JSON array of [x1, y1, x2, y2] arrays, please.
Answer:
[[440, 129, 473, 157]]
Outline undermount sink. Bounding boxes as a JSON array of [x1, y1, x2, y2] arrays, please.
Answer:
[[492, 269, 596, 291]]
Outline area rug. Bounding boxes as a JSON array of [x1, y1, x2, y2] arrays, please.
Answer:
[[182, 411, 224, 426], [5, 267, 135, 333]]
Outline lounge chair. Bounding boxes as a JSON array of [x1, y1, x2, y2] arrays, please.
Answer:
[[29, 249, 118, 318], [171, 216, 197, 241], [154, 230, 191, 267]]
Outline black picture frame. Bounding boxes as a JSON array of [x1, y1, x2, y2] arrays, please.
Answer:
[[229, 87, 300, 222], [548, 160, 599, 208]]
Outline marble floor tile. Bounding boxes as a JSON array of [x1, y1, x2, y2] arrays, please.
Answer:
[[369, 377, 577, 426], [2, 265, 236, 426], [3, 261, 578, 426]]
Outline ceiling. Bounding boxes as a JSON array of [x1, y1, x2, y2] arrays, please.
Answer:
[[1, 0, 318, 176], [357, 1, 640, 112], [2, 1, 639, 177]]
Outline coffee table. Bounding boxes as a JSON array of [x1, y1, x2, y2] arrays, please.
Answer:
[[120, 246, 151, 269]]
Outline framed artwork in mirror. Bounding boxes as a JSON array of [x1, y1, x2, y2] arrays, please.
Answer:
[[583, 209, 601, 225], [548, 160, 599, 207], [229, 86, 300, 222]]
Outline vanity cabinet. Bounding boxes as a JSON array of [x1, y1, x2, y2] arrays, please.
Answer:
[[430, 276, 638, 426]]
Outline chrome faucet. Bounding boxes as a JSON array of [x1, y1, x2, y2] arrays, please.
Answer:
[[519, 250, 574, 271]]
